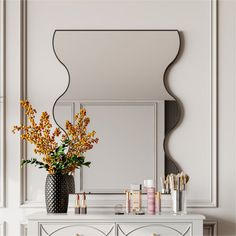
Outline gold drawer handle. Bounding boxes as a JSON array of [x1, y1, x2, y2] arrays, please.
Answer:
[[152, 234, 159, 236]]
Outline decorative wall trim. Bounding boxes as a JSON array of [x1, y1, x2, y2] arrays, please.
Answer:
[[20, 0, 28, 207], [0, 0, 6, 208], [204, 220, 217, 236], [19, 0, 218, 208], [20, 100, 162, 206], [79, 100, 160, 193], [0, 222, 6, 236], [20, 224, 28, 236], [209, 0, 218, 208]]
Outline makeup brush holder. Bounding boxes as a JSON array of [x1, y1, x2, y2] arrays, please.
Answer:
[[171, 190, 187, 214]]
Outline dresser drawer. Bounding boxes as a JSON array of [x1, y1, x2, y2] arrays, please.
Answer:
[[117, 223, 192, 236], [39, 223, 115, 236], [28, 213, 204, 236]]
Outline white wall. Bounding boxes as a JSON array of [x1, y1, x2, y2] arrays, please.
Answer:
[[26, 0, 215, 209], [1, 0, 236, 235]]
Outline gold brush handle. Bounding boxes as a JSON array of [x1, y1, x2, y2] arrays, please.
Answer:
[[152, 234, 160, 236]]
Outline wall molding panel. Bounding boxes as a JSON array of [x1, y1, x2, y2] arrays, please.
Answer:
[[209, 0, 218, 208], [0, 0, 6, 208], [79, 100, 160, 194], [19, 0, 218, 208], [203, 220, 217, 236], [20, 224, 28, 236], [0, 222, 5, 236], [20, 0, 28, 207]]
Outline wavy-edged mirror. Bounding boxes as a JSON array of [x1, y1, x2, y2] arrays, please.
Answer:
[[53, 30, 181, 193]]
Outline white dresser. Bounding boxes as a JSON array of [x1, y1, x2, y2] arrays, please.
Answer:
[[28, 212, 205, 236]]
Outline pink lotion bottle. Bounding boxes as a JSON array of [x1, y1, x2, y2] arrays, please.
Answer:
[[145, 180, 156, 215]]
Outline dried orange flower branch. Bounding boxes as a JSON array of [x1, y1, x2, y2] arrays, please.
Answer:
[[12, 100, 99, 174]]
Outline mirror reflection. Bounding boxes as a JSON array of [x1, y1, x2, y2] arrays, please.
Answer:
[[53, 30, 181, 193]]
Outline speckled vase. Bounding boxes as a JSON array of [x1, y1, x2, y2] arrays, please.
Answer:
[[65, 174, 75, 194], [45, 174, 69, 213]]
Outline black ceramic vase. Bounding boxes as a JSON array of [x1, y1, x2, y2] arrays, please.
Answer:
[[45, 174, 69, 213], [65, 174, 75, 194]]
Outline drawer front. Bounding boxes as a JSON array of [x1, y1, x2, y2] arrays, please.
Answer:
[[117, 223, 192, 236], [39, 223, 115, 236]]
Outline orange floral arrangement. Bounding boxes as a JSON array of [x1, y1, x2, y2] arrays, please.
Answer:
[[12, 100, 99, 174]]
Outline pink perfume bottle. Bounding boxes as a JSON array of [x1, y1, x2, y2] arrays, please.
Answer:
[[145, 180, 156, 215]]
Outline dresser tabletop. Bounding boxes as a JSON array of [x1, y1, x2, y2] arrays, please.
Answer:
[[28, 212, 205, 221]]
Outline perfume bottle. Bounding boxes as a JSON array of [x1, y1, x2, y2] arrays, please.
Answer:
[[145, 180, 156, 215], [130, 184, 142, 213], [125, 190, 131, 214]]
